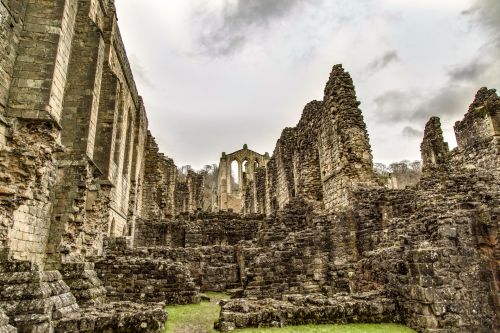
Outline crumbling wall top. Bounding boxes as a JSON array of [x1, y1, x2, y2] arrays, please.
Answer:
[[420, 116, 450, 170], [454, 87, 500, 149]]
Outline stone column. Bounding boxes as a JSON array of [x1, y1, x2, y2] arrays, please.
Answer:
[[7, 0, 77, 123], [1, 0, 78, 268], [318, 64, 377, 211], [93, 63, 119, 178], [238, 160, 243, 192], [46, 0, 107, 268], [226, 159, 231, 194]]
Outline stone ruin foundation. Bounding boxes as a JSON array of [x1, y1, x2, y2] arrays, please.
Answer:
[[0, 1, 498, 333]]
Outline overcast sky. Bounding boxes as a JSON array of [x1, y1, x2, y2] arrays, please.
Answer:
[[115, 0, 499, 169]]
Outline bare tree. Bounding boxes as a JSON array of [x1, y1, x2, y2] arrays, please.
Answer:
[[374, 160, 422, 189]]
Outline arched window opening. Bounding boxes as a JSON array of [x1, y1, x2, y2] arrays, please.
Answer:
[[242, 160, 249, 187], [254, 160, 259, 171], [231, 160, 239, 192]]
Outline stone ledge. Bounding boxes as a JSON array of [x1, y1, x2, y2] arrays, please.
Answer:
[[215, 292, 399, 332]]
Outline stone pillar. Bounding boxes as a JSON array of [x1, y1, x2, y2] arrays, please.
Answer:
[[217, 152, 227, 210], [238, 160, 243, 192], [127, 100, 147, 241], [46, 0, 107, 268], [318, 64, 377, 211], [420, 117, 449, 171], [226, 159, 231, 194], [93, 63, 119, 178], [7, 0, 77, 123], [0, 0, 77, 267]]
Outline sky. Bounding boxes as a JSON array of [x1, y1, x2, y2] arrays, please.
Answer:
[[115, 0, 500, 169]]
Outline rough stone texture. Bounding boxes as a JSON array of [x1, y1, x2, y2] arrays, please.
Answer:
[[134, 213, 261, 248], [0, 260, 80, 332], [217, 145, 270, 213], [142, 132, 205, 220], [0, 308, 16, 333], [421, 117, 450, 170], [0, 1, 178, 331], [54, 302, 166, 333], [216, 292, 398, 332], [214, 69, 499, 332], [94, 237, 200, 305], [235, 66, 377, 217], [60, 262, 107, 307], [1, 120, 60, 266], [0, 0, 498, 332]]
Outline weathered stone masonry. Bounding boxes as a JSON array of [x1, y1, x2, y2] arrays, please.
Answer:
[[0, 1, 202, 331], [0, 1, 498, 333], [122, 64, 498, 332], [214, 68, 499, 332]]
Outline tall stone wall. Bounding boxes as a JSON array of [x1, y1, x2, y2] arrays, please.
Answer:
[[216, 71, 499, 333], [0, 1, 178, 331], [217, 145, 270, 213], [141, 132, 178, 219], [255, 65, 376, 216], [141, 133, 205, 219]]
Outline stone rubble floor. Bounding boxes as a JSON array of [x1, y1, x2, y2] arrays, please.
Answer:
[[163, 293, 416, 333]]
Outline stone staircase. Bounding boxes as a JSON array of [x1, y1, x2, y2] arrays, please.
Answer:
[[0, 260, 80, 332]]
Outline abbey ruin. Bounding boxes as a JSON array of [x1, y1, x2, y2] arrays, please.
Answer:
[[0, 1, 498, 332]]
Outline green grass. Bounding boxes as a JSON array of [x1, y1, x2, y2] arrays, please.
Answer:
[[164, 292, 229, 333], [164, 292, 416, 333], [235, 324, 416, 333]]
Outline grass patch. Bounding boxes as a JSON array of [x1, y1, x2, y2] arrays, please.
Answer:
[[235, 323, 416, 333], [164, 292, 416, 333], [164, 292, 229, 333]]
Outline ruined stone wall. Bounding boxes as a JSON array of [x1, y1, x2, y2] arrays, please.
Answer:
[[95, 238, 200, 304], [454, 87, 500, 170], [141, 134, 205, 219], [0, 0, 76, 268], [43, 0, 151, 268], [186, 170, 204, 213], [217, 73, 499, 333], [0, 1, 171, 330], [218, 146, 270, 212], [134, 214, 262, 248], [259, 66, 376, 216], [141, 132, 178, 219], [1, 122, 59, 265], [135, 246, 241, 292]]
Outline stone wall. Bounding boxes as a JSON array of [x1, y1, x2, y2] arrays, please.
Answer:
[[216, 292, 398, 332], [135, 214, 261, 248], [250, 65, 376, 217], [0, 1, 498, 332], [95, 238, 200, 304], [215, 69, 499, 333], [0, 1, 177, 331], [141, 132, 178, 219], [217, 145, 270, 212], [141, 133, 205, 219]]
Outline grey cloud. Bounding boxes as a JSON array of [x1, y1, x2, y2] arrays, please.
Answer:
[[373, 0, 499, 127], [402, 126, 423, 139], [463, 0, 500, 42], [373, 85, 473, 125], [460, 7, 478, 16], [373, 90, 418, 123], [365, 50, 399, 76], [195, 0, 316, 56], [447, 59, 489, 82], [410, 85, 472, 122]]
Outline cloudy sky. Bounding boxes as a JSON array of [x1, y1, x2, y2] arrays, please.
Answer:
[[115, 0, 499, 169]]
